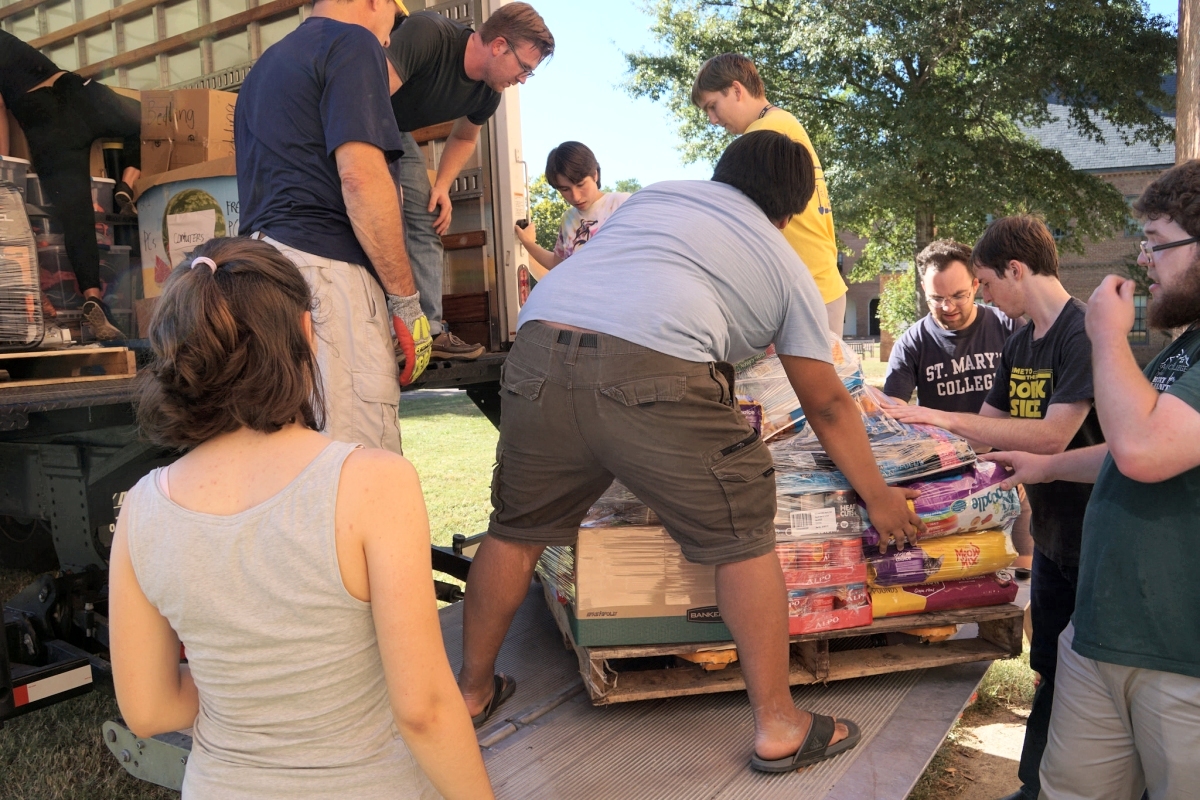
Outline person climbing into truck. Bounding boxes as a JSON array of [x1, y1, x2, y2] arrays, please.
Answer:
[[0, 30, 140, 340], [108, 237, 496, 800], [386, 2, 554, 361], [691, 53, 849, 335], [458, 130, 924, 773], [514, 141, 629, 270]]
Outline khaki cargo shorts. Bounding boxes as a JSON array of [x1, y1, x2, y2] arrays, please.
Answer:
[[489, 321, 777, 566]]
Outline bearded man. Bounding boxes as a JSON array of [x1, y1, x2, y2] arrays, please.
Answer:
[[985, 159, 1200, 800]]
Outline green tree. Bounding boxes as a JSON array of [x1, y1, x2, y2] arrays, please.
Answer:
[[528, 175, 570, 251], [526, 176, 643, 252], [625, 0, 1175, 330]]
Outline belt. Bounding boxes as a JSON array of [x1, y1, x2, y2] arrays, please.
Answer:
[[556, 330, 598, 348]]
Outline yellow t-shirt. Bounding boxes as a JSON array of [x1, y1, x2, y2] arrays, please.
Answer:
[[745, 110, 847, 303]]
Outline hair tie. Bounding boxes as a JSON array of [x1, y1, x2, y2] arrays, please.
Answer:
[[191, 257, 218, 273]]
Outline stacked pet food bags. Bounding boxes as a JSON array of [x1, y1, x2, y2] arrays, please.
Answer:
[[863, 462, 1021, 617], [736, 338, 1018, 623]]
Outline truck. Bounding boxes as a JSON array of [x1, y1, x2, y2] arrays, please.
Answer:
[[0, 0, 519, 742]]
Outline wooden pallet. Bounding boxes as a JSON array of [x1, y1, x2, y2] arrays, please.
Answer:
[[0, 347, 136, 390], [542, 581, 1024, 706]]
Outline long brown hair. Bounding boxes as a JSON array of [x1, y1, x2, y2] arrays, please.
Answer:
[[136, 237, 325, 449]]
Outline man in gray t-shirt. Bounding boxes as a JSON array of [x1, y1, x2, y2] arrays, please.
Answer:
[[458, 131, 923, 774]]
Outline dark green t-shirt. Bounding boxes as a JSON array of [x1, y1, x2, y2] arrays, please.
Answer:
[[1073, 327, 1200, 678]]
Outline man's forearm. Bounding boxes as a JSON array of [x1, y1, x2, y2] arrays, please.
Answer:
[[343, 171, 416, 296], [930, 411, 1074, 454], [1042, 443, 1109, 484]]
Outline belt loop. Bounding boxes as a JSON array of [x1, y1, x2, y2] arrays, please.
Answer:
[[565, 332, 581, 366]]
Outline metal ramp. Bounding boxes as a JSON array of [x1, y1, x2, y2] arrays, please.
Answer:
[[452, 582, 995, 800]]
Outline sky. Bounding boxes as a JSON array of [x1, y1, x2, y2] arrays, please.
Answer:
[[516, 0, 1183, 186]]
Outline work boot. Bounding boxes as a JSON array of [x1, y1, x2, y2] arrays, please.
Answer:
[[430, 331, 485, 360], [114, 182, 137, 216], [82, 298, 123, 341]]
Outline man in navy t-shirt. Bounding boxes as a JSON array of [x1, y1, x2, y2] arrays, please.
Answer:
[[236, 0, 428, 456], [884, 239, 1024, 410]]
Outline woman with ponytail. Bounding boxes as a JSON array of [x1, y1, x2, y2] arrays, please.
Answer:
[[108, 237, 493, 799]]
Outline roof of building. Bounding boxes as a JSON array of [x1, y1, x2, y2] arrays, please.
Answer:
[[1024, 104, 1175, 173]]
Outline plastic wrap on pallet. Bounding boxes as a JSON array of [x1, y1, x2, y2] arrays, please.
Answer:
[[771, 422, 976, 494], [861, 461, 1021, 547], [580, 480, 660, 527], [870, 572, 1020, 618], [866, 529, 1017, 587], [735, 336, 864, 441], [0, 182, 43, 347], [536, 545, 576, 606]]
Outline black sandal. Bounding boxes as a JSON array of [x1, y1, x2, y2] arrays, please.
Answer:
[[750, 713, 862, 773], [470, 673, 516, 729]]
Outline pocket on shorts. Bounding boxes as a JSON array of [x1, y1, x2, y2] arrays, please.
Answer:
[[353, 370, 399, 404], [707, 432, 776, 537], [599, 376, 687, 406], [500, 359, 546, 401]]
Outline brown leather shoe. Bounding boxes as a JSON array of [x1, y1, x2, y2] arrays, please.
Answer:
[[430, 331, 484, 360]]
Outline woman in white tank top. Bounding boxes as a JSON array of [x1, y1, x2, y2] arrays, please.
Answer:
[[108, 238, 494, 799]]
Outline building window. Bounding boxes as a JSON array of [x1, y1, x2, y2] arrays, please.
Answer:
[[868, 298, 881, 337], [1124, 195, 1143, 238], [1129, 294, 1149, 345]]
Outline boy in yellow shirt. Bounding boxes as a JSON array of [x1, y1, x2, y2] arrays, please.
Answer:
[[692, 54, 848, 334]]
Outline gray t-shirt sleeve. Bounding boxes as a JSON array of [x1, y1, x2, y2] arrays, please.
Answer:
[[772, 266, 834, 363]]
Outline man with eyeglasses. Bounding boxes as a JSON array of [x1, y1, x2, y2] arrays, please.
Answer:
[[386, 3, 554, 361], [882, 240, 1036, 581], [890, 216, 1105, 800], [883, 239, 1025, 410], [984, 161, 1200, 799]]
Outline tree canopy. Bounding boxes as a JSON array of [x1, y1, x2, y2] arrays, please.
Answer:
[[625, 0, 1176, 331]]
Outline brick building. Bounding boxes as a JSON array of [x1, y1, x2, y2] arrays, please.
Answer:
[[838, 101, 1178, 364]]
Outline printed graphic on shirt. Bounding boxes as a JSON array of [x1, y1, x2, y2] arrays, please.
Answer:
[[1152, 349, 1192, 393], [924, 351, 1002, 399], [1009, 367, 1054, 418]]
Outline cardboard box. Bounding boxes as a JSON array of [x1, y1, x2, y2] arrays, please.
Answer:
[[538, 527, 730, 647], [136, 157, 238, 298], [538, 527, 873, 647], [170, 89, 236, 169], [139, 89, 237, 177]]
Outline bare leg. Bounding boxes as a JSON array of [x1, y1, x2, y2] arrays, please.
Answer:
[[458, 534, 546, 716], [121, 166, 140, 186], [715, 552, 848, 759]]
